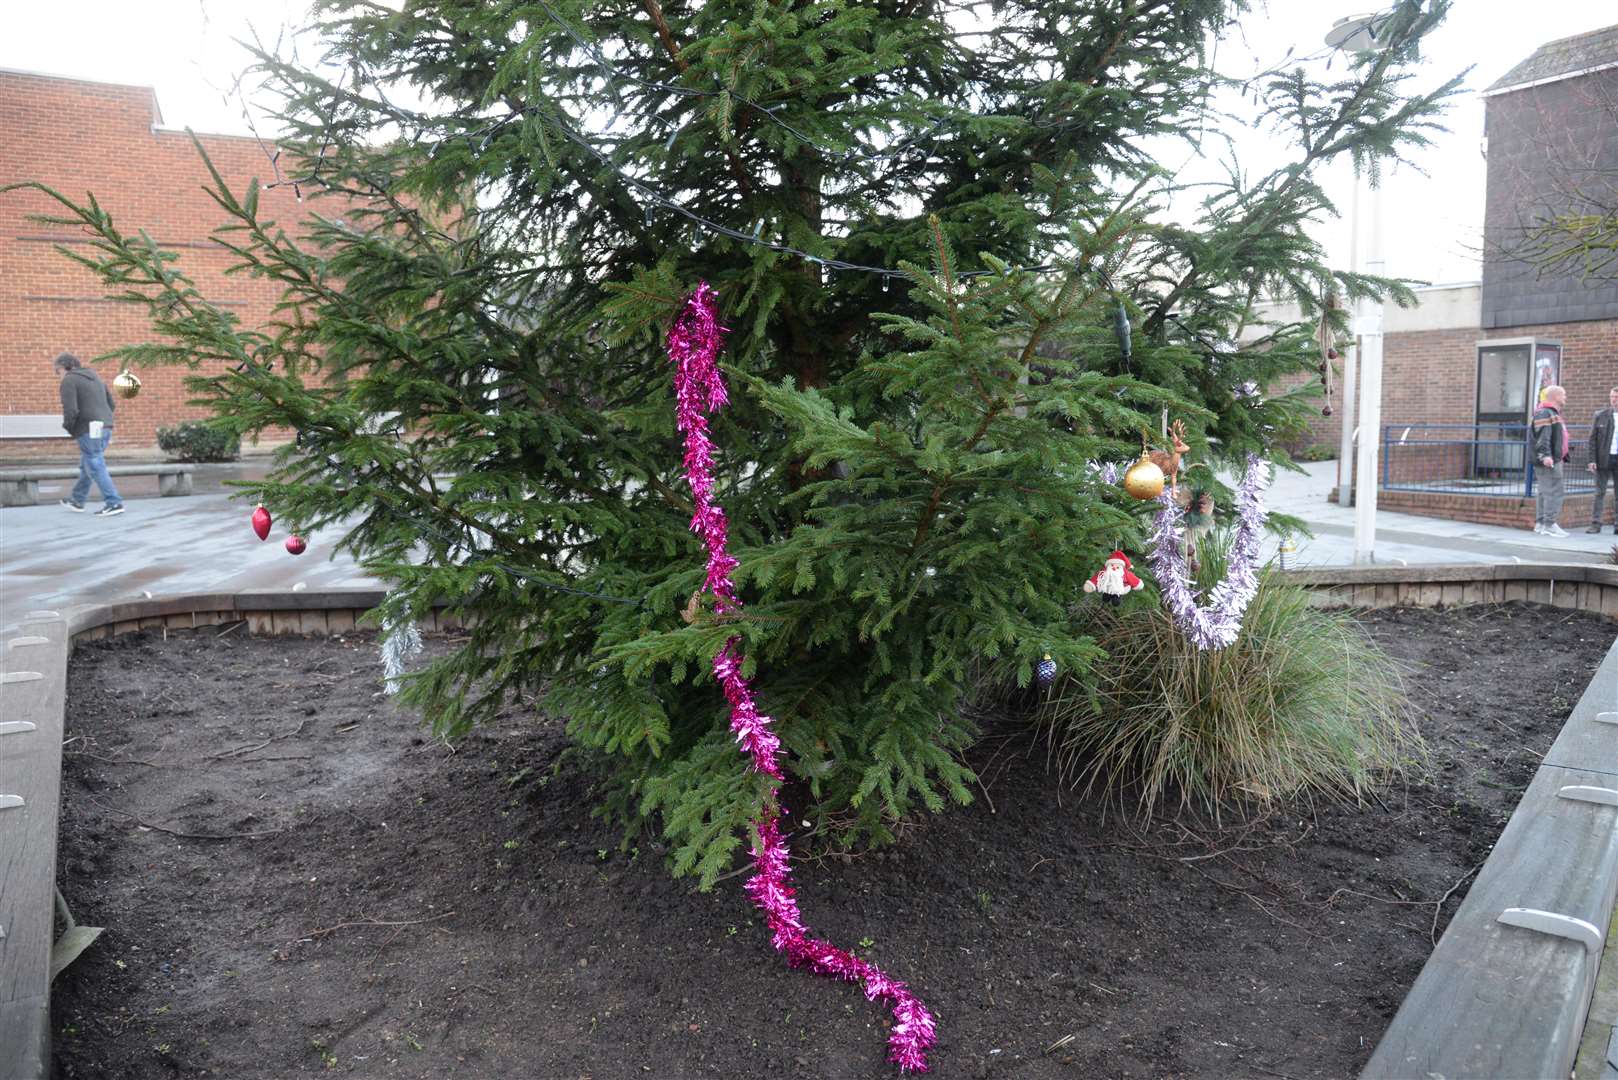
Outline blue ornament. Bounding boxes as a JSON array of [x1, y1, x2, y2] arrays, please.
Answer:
[[1036, 653, 1057, 687]]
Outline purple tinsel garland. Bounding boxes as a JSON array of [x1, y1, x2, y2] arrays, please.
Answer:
[[668, 283, 936, 1073], [1144, 453, 1271, 650]]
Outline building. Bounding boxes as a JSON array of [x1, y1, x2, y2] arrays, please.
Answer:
[[1282, 24, 1618, 530], [0, 69, 307, 461]]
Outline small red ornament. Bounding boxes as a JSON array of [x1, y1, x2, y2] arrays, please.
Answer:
[[1327, 347, 1339, 361], [251, 504, 272, 541], [1322, 405, 1334, 417], [285, 535, 307, 556]]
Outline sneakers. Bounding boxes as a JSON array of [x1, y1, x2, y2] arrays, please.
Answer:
[[1533, 524, 1545, 534], [93, 504, 125, 517], [1543, 523, 1570, 538], [60, 498, 84, 512], [1588, 524, 1604, 534]]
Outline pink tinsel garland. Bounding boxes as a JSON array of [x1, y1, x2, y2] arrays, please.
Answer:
[[667, 283, 936, 1073]]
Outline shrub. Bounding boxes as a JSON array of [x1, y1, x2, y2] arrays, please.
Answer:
[[156, 422, 240, 463], [1293, 443, 1337, 463], [1038, 544, 1419, 815]]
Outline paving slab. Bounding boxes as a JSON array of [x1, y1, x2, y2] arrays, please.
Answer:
[[0, 491, 376, 623]]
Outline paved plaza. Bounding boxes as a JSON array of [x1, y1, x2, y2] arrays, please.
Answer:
[[1261, 460, 1618, 569], [0, 465, 375, 626], [1, 456, 1613, 626]]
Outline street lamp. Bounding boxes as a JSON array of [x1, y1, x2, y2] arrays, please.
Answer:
[[1327, 11, 1395, 565]]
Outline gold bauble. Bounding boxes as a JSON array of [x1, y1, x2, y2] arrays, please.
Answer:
[[1122, 456, 1165, 500], [112, 369, 142, 399]]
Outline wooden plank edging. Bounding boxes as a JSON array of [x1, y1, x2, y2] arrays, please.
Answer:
[[1362, 632, 1618, 1078]]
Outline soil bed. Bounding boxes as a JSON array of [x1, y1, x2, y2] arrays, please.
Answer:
[[51, 603, 1614, 1079]]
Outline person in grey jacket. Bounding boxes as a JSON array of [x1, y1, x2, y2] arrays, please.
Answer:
[[1532, 385, 1569, 537], [55, 352, 124, 516], [1586, 387, 1618, 533]]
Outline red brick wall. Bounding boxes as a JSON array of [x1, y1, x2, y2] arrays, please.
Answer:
[[1332, 487, 1595, 531], [1290, 319, 1618, 452], [0, 71, 307, 462]]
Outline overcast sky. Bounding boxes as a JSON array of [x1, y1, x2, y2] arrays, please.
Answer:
[[2, 0, 1612, 287]]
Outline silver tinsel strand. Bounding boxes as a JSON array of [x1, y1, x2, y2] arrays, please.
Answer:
[[381, 610, 424, 695], [1145, 454, 1271, 651]]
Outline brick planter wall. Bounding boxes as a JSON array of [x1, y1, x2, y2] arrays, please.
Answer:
[[1329, 486, 1599, 530]]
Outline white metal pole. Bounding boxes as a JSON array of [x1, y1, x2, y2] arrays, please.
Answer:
[[1337, 175, 1361, 506], [1352, 177, 1386, 564]]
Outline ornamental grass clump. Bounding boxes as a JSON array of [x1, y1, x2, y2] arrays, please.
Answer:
[[1041, 548, 1421, 816]]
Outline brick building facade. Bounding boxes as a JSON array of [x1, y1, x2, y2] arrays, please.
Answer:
[[1270, 25, 1618, 529], [0, 69, 307, 461]]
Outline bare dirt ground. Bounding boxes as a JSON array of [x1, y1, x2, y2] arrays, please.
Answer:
[[50, 602, 1614, 1079]]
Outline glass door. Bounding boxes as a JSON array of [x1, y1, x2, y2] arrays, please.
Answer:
[[1475, 343, 1531, 477]]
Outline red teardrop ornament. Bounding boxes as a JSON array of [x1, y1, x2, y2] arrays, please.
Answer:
[[251, 504, 272, 541], [285, 535, 307, 556]]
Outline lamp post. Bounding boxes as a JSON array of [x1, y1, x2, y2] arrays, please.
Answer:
[[1326, 11, 1394, 565]]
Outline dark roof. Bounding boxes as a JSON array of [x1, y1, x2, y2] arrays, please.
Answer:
[[1487, 23, 1618, 93]]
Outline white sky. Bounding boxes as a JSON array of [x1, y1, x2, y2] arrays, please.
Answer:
[[2, 0, 1613, 286]]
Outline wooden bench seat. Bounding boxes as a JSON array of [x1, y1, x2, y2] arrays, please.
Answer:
[[0, 465, 195, 506]]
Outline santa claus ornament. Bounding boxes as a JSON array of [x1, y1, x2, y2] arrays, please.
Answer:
[[1084, 551, 1145, 605]]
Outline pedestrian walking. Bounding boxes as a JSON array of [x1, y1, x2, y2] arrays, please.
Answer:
[[1587, 387, 1618, 533], [54, 352, 125, 516], [1532, 385, 1569, 537]]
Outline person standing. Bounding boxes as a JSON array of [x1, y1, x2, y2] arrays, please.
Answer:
[[55, 352, 125, 516], [1587, 387, 1618, 533], [1532, 384, 1570, 537]]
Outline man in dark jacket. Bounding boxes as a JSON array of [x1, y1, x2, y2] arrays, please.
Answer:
[[55, 352, 124, 516], [1532, 385, 1569, 537], [1586, 387, 1618, 533]]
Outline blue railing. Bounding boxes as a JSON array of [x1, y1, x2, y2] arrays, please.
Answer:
[[1380, 422, 1599, 497]]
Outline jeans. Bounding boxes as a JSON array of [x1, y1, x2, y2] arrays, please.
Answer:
[[1534, 463, 1564, 527], [70, 429, 122, 507], [1594, 467, 1614, 526]]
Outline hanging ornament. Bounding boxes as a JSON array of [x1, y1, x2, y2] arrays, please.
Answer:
[[667, 283, 934, 1072], [1183, 488, 1216, 574], [112, 369, 142, 399], [1123, 431, 1166, 501], [1083, 550, 1145, 605], [1316, 286, 1340, 402], [1035, 652, 1057, 687], [284, 535, 307, 556], [1146, 419, 1192, 501], [251, 504, 272, 541]]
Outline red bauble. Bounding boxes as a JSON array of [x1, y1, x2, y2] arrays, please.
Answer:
[[1322, 405, 1334, 417], [1327, 347, 1339, 361], [251, 504, 272, 541], [285, 535, 307, 556]]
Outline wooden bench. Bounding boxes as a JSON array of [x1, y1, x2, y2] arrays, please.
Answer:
[[0, 465, 195, 507]]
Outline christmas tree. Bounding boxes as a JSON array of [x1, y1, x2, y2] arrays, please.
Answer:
[[15, 0, 1458, 884]]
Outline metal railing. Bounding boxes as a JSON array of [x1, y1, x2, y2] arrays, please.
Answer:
[[1380, 422, 1601, 497]]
